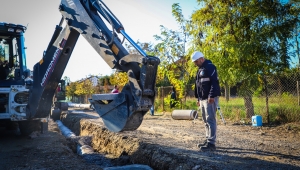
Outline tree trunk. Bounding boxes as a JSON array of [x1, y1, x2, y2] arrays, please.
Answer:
[[162, 87, 164, 111], [243, 94, 254, 118], [184, 87, 187, 109], [224, 81, 230, 102]]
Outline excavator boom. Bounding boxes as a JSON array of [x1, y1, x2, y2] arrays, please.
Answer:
[[26, 0, 159, 132]]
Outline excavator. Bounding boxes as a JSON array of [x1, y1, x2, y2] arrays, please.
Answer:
[[0, 0, 159, 134]]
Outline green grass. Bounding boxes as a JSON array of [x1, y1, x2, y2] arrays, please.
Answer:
[[153, 96, 300, 124]]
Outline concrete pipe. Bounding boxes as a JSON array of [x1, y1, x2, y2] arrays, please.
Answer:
[[56, 120, 76, 137], [51, 108, 61, 121], [171, 110, 198, 120], [68, 103, 91, 109]]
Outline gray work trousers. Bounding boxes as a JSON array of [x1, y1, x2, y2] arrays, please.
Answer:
[[199, 97, 218, 145]]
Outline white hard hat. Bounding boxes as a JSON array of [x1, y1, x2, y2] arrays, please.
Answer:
[[191, 51, 204, 62]]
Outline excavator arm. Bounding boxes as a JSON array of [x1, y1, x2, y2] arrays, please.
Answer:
[[26, 0, 159, 132]]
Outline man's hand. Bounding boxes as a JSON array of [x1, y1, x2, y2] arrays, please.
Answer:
[[197, 100, 200, 106], [208, 97, 214, 104]]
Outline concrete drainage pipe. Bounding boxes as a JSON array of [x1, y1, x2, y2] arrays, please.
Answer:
[[171, 110, 198, 120]]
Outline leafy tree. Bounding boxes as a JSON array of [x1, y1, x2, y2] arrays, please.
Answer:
[[98, 75, 111, 86], [153, 3, 194, 106], [125, 41, 156, 56], [75, 79, 95, 103], [109, 72, 128, 91], [66, 81, 78, 101], [96, 75, 112, 93], [190, 0, 299, 118]]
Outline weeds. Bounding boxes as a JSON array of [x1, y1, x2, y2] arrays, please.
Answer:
[[153, 95, 300, 124]]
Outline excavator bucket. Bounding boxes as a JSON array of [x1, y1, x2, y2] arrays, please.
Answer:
[[89, 89, 145, 132], [90, 56, 159, 132]]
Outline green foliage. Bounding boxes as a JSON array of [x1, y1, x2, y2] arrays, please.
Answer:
[[125, 41, 156, 55], [190, 0, 299, 94], [109, 72, 128, 91], [74, 79, 95, 96], [163, 95, 180, 109], [153, 3, 194, 102], [220, 96, 300, 123], [253, 85, 263, 97], [98, 75, 111, 86], [154, 97, 196, 113], [153, 95, 300, 124], [186, 0, 300, 117], [66, 82, 78, 99]]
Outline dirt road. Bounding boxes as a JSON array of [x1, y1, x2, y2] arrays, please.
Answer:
[[0, 109, 299, 170], [62, 110, 300, 169], [0, 120, 101, 170]]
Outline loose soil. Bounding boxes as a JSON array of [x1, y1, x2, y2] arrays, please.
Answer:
[[0, 119, 100, 170], [1, 109, 299, 170]]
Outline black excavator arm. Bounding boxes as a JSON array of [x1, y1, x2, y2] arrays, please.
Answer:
[[26, 0, 160, 132]]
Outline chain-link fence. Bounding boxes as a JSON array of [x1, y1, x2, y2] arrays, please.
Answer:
[[70, 74, 300, 123], [155, 75, 300, 123]]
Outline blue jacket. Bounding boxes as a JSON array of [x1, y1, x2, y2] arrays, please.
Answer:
[[194, 59, 221, 100]]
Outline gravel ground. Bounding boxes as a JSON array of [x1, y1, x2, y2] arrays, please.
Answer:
[[0, 109, 299, 170], [0, 119, 100, 170], [61, 110, 300, 170]]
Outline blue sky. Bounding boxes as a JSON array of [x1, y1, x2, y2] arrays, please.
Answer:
[[0, 0, 199, 81]]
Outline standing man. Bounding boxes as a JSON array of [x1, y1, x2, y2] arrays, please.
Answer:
[[170, 87, 176, 108], [192, 51, 221, 151]]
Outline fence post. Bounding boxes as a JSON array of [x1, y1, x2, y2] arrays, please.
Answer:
[[162, 86, 164, 111], [297, 81, 299, 106], [264, 75, 270, 124]]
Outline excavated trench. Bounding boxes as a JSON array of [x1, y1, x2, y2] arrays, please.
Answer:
[[59, 109, 300, 170], [60, 110, 201, 170]]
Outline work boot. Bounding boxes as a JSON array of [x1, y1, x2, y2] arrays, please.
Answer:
[[196, 140, 208, 148], [200, 143, 216, 151]]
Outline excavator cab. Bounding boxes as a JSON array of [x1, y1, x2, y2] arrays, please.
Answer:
[[0, 23, 40, 135], [0, 23, 30, 116], [0, 23, 29, 84]]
